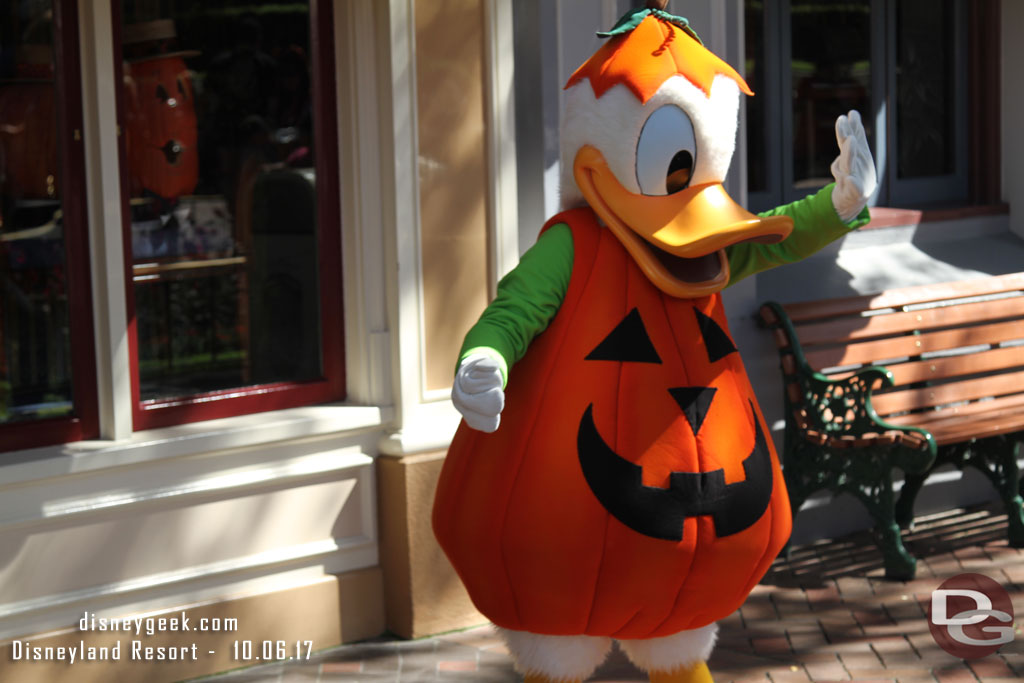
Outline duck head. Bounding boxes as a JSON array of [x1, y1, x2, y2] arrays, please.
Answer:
[[560, 9, 793, 298]]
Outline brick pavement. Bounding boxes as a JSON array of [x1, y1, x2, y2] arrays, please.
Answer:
[[196, 503, 1024, 682]]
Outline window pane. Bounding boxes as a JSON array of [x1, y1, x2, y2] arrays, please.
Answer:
[[744, 0, 767, 194], [119, 2, 323, 402], [0, 1, 74, 424], [896, 0, 954, 179], [790, 0, 872, 189]]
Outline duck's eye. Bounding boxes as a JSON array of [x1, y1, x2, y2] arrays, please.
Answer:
[[156, 84, 170, 102], [635, 105, 697, 196]]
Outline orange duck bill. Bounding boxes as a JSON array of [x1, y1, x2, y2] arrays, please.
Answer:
[[574, 144, 794, 298]]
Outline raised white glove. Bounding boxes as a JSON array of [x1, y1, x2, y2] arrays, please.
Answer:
[[830, 110, 877, 223], [452, 354, 505, 433]]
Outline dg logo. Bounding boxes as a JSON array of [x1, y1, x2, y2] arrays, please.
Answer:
[[928, 573, 1016, 659]]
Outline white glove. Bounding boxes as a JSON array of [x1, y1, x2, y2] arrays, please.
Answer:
[[830, 110, 877, 223], [452, 354, 505, 433]]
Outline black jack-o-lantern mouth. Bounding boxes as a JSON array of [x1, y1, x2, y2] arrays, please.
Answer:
[[576, 307, 774, 541]]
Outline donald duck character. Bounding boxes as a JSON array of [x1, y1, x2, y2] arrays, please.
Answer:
[[433, 3, 876, 682]]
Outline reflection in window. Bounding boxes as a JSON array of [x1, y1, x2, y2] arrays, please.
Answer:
[[120, 3, 322, 403], [790, 0, 871, 189], [896, 0, 954, 179], [0, 2, 73, 424]]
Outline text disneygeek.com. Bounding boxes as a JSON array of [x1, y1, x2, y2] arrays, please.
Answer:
[[9, 611, 314, 664]]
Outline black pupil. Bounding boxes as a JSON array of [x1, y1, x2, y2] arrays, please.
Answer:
[[666, 150, 694, 194], [156, 84, 169, 101]]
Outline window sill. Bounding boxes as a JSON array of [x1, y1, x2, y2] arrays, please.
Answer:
[[863, 203, 1009, 230], [0, 402, 395, 487]]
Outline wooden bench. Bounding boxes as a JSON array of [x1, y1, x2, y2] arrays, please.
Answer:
[[759, 272, 1024, 579]]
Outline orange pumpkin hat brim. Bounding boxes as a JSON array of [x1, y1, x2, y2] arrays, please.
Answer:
[[565, 14, 753, 104]]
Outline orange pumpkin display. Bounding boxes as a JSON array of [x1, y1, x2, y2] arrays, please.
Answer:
[[123, 53, 199, 200], [433, 208, 792, 639]]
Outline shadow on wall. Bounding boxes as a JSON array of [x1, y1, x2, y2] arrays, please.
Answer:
[[756, 216, 1021, 308]]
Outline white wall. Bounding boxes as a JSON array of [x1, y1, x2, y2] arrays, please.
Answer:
[[1003, 0, 1024, 239]]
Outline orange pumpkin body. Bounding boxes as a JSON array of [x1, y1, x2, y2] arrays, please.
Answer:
[[433, 207, 791, 639], [124, 55, 199, 199]]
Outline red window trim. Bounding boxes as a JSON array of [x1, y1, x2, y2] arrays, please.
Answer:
[[111, 0, 346, 432], [1, 0, 100, 453]]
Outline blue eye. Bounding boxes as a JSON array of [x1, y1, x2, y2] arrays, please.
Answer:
[[636, 105, 697, 195]]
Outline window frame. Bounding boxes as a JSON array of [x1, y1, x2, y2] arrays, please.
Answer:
[[110, 0, 346, 431], [745, 0, 970, 213], [0, 0, 100, 452]]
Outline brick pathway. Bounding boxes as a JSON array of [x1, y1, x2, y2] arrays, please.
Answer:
[[197, 503, 1024, 682]]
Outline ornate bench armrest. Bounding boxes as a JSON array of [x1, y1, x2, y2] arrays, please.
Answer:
[[760, 302, 937, 473], [790, 365, 936, 470]]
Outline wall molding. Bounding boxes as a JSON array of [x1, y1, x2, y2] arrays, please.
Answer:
[[0, 404, 387, 487], [336, 0, 395, 408], [376, 0, 522, 455], [0, 448, 374, 532], [484, 0, 520, 291], [0, 538, 375, 624], [78, 0, 133, 440]]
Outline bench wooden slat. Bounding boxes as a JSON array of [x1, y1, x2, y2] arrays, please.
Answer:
[[781, 272, 1024, 323], [871, 370, 1024, 415], [793, 296, 1024, 346], [880, 346, 1024, 386], [803, 319, 1024, 371], [925, 410, 1024, 446], [884, 392, 1024, 428], [823, 346, 1024, 384]]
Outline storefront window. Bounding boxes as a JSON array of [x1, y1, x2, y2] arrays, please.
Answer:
[[0, 0, 96, 446], [117, 1, 343, 428], [895, 0, 955, 180], [790, 0, 872, 190], [746, 0, 966, 209]]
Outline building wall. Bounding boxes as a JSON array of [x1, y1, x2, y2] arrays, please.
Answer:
[[369, 0, 519, 639], [0, 3, 399, 679], [1, 0, 517, 669]]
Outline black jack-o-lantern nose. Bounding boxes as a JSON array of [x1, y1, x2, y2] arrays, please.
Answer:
[[577, 307, 773, 541]]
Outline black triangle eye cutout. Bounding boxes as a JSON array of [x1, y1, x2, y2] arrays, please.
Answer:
[[694, 308, 737, 363], [585, 308, 662, 364], [668, 386, 717, 436]]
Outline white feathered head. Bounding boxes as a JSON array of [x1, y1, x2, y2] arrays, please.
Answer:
[[559, 8, 792, 298]]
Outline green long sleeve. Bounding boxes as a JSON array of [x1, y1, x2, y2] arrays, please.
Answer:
[[458, 223, 574, 386], [458, 185, 867, 385], [726, 183, 870, 285]]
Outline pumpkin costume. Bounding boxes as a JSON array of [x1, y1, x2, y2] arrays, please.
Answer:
[[434, 6, 873, 682]]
